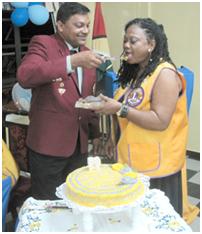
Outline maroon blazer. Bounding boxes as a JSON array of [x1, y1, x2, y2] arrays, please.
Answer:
[[17, 34, 100, 157]]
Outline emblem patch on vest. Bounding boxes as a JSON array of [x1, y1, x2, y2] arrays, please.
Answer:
[[127, 87, 144, 107]]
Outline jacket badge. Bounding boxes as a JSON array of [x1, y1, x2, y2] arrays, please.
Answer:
[[58, 88, 66, 95], [52, 77, 63, 82]]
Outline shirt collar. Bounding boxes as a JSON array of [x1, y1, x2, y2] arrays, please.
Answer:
[[65, 42, 79, 52]]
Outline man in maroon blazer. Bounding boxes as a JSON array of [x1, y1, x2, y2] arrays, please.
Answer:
[[17, 2, 104, 200]]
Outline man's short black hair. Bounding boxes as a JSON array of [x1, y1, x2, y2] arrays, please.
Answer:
[[57, 2, 90, 23]]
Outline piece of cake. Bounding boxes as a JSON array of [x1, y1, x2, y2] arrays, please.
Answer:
[[65, 158, 146, 208], [120, 54, 128, 61], [75, 95, 103, 109]]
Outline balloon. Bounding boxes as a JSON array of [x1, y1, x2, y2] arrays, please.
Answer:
[[28, 5, 49, 25], [12, 83, 31, 112], [29, 2, 44, 6], [11, 8, 29, 27], [11, 2, 29, 8]]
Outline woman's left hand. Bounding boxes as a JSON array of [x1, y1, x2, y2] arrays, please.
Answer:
[[92, 94, 121, 115]]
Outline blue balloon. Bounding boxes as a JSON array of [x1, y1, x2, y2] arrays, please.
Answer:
[[11, 8, 29, 27], [29, 2, 44, 6], [28, 5, 49, 25], [11, 2, 29, 8]]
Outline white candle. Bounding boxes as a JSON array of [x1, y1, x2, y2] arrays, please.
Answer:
[[87, 156, 101, 170]]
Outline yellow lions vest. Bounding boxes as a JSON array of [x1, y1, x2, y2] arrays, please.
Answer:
[[114, 62, 188, 178], [2, 140, 19, 186]]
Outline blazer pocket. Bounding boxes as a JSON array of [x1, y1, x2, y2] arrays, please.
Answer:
[[129, 142, 161, 173]]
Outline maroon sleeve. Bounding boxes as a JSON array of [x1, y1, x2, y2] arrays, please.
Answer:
[[17, 36, 67, 89]]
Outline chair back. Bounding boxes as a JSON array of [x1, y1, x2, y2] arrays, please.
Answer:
[[2, 176, 12, 231], [178, 66, 194, 114]]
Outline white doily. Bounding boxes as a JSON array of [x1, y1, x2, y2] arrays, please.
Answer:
[[55, 174, 150, 214]]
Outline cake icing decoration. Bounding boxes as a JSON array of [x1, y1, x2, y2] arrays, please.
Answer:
[[121, 176, 138, 184]]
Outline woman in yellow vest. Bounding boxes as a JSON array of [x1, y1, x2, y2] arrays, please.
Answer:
[[2, 139, 19, 186], [89, 18, 189, 216]]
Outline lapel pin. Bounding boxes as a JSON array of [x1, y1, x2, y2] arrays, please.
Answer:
[[58, 88, 66, 95]]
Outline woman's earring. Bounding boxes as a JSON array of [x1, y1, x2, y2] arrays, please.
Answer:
[[148, 49, 153, 62]]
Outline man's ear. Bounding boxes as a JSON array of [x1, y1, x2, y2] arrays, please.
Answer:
[[56, 20, 64, 33]]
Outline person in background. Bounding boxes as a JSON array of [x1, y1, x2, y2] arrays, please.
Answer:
[[2, 140, 19, 187], [88, 18, 188, 216], [2, 140, 20, 231], [17, 2, 104, 200]]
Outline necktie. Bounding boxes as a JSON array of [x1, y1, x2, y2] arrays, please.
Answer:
[[70, 50, 77, 55]]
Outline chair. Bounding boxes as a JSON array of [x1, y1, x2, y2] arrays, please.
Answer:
[[178, 66, 199, 223], [2, 176, 12, 232]]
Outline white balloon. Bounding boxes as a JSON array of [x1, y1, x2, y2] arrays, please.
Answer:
[[12, 83, 31, 112]]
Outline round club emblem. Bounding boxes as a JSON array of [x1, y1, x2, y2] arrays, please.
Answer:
[[126, 87, 144, 107]]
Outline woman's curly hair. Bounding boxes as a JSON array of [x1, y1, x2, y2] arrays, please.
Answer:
[[117, 18, 176, 88]]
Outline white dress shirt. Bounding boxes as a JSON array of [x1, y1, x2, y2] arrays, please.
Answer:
[[65, 42, 83, 93]]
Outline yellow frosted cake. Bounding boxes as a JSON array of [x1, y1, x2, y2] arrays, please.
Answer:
[[65, 160, 146, 208]]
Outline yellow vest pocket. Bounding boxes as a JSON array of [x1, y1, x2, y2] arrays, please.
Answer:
[[129, 142, 161, 173]]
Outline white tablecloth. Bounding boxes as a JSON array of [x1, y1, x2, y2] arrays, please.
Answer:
[[16, 189, 192, 232]]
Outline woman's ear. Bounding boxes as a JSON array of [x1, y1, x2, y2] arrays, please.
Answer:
[[150, 39, 156, 52]]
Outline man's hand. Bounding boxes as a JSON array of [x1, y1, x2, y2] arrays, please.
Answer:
[[71, 51, 104, 69]]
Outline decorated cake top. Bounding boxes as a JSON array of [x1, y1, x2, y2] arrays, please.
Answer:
[[65, 157, 146, 207], [66, 157, 142, 195], [86, 156, 138, 184]]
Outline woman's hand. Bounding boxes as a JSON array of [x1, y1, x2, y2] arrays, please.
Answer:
[[91, 94, 122, 115]]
